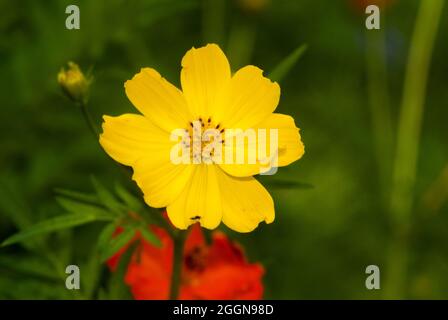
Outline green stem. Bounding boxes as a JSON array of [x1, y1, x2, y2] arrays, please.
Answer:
[[169, 230, 188, 300], [385, 0, 444, 299], [80, 100, 99, 138], [365, 26, 393, 205]]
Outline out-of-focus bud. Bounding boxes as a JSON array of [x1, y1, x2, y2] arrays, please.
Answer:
[[236, 0, 270, 14], [57, 62, 92, 104]]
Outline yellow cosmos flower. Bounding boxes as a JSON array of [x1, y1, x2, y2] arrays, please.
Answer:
[[99, 44, 304, 232]]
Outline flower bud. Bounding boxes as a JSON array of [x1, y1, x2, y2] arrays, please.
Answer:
[[57, 62, 91, 104]]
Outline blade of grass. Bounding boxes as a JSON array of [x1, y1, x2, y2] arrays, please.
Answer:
[[1, 213, 107, 247], [269, 44, 307, 83], [385, 0, 444, 299]]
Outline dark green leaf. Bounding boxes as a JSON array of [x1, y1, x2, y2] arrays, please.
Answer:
[[114, 182, 143, 212], [81, 246, 103, 299], [97, 222, 118, 253], [139, 226, 161, 247], [0, 178, 45, 250], [91, 176, 124, 215], [99, 226, 136, 262], [269, 44, 307, 83], [56, 197, 114, 221], [107, 241, 137, 300], [54, 188, 99, 205], [2, 213, 102, 247], [0, 255, 59, 281]]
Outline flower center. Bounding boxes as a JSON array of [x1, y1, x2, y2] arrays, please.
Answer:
[[184, 117, 225, 164], [184, 245, 209, 272]]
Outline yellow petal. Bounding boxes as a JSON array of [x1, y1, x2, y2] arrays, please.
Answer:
[[220, 65, 280, 129], [166, 165, 222, 230], [256, 113, 305, 167], [218, 130, 267, 177], [100, 114, 193, 208], [99, 114, 168, 166], [133, 158, 194, 209], [125, 68, 190, 132], [181, 44, 231, 119], [218, 113, 304, 177], [217, 168, 274, 232]]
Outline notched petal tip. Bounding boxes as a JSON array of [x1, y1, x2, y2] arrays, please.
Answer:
[[237, 65, 280, 87], [124, 68, 161, 88], [264, 212, 275, 224], [101, 114, 114, 127]]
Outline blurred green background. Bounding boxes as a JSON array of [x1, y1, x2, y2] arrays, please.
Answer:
[[0, 0, 447, 299]]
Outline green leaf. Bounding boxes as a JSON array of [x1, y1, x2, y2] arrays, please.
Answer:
[[268, 44, 307, 83], [0, 178, 45, 250], [1, 213, 102, 247], [97, 222, 118, 253], [0, 255, 59, 281], [114, 182, 143, 212], [54, 188, 99, 205], [139, 226, 161, 247], [56, 197, 114, 221], [107, 241, 137, 300], [91, 177, 124, 215], [81, 246, 103, 299], [0, 177, 34, 230], [99, 226, 136, 262]]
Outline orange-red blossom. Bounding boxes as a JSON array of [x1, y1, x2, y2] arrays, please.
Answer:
[[108, 224, 264, 300]]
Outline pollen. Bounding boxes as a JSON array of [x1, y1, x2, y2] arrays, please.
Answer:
[[183, 117, 225, 164]]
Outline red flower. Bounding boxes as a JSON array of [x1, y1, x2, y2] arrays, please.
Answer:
[[107, 224, 264, 300]]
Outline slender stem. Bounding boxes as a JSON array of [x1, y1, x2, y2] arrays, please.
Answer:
[[385, 0, 444, 299], [169, 230, 188, 300], [80, 100, 99, 138], [365, 26, 393, 205]]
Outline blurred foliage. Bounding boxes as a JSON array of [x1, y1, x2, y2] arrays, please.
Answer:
[[0, 0, 447, 299]]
